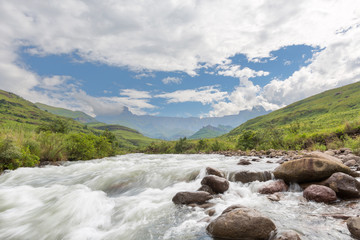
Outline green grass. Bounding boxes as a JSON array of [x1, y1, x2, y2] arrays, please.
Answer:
[[35, 102, 98, 123]]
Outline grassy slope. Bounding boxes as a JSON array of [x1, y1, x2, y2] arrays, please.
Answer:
[[189, 125, 233, 139], [0, 90, 156, 149], [0, 90, 90, 133], [87, 122, 157, 148], [227, 81, 360, 137], [35, 102, 98, 123]]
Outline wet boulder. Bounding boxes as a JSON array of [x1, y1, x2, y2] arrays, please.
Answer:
[[274, 230, 301, 240], [303, 185, 337, 203], [207, 205, 276, 240], [237, 159, 251, 165], [347, 217, 360, 239], [205, 167, 224, 178], [259, 180, 288, 194], [273, 155, 356, 183], [233, 171, 272, 183], [172, 191, 212, 205], [197, 184, 216, 195], [201, 175, 229, 194], [322, 172, 360, 198]]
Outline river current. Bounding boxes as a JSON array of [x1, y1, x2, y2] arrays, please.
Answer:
[[0, 154, 358, 240]]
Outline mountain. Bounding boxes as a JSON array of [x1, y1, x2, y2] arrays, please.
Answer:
[[227, 81, 360, 138], [189, 125, 233, 139], [35, 103, 98, 123], [96, 106, 270, 140]]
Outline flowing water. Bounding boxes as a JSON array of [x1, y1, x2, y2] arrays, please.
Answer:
[[0, 154, 358, 240]]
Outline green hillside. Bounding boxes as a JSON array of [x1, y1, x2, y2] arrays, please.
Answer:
[[189, 125, 233, 139], [0, 90, 89, 133], [226, 81, 360, 150], [87, 122, 157, 148], [35, 102, 98, 123], [0, 89, 158, 171]]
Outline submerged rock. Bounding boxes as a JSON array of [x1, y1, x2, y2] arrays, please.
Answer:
[[259, 180, 288, 194], [347, 217, 360, 239], [273, 155, 355, 183], [207, 205, 276, 240], [237, 159, 251, 165], [205, 167, 224, 178], [322, 172, 360, 198], [233, 171, 272, 183], [172, 191, 212, 205], [274, 230, 301, 240], [303, 185, 337, 203], [201, 175, 229, 194]]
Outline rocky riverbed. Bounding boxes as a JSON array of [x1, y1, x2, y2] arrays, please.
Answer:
[[173, 149, 360, 239]]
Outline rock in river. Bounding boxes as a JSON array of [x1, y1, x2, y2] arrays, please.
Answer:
[[207, 205, 276, 240], [172, 191, 212, 205], [303, 185, 337, 203], [259, 180, 288, 194], [206, 167, 224, 178], [273, 155, 355, 183], [322, 172, 360, 198], [347, 217, 360, 239], [201, 175, 229, 194], [233, 171, 272, 183]]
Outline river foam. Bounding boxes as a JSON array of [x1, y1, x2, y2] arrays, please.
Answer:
[[0, 154, 357, 239]]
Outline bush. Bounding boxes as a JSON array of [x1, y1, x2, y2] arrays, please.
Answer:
[[236, 130, 259, 150], [174, 137, 191, 153], [66, 133, 113, 160], [37, 119, 69, 134], [37, 132, 66, 162], [211, 140, 223, 152], [0, 138, 39, 171]]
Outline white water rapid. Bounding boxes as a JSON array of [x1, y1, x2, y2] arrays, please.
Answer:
[[0, 154, 358, 239]]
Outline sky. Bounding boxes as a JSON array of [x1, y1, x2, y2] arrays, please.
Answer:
[[0, 1, 360, 118]]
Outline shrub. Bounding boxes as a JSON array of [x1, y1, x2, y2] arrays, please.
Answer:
[[236, 130, 259, 150], [37, 119, 69, 134], [37, 132, 66, 162], [174, 137, 190, 153], [0, 138, 22, 171]]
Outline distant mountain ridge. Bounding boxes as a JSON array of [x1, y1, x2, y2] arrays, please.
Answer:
[[188, 125, 233, 139], [35, 103, 98, 123], [96, 106, 270, 140]]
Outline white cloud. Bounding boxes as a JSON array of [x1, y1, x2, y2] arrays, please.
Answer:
[[155, 86, 227, 105], [217, 65, 269, 79], [119, 89, 152, 99], [284, 60, 292, 66], [162, 77, 182, 84], [0, 0, 359, 116]]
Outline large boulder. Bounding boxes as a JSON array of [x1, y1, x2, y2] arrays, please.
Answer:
[[259, 180, 288, 194], [303, 185, 337, 203], [172, 191, 212, 205], [207, 205, 276, 240], [206, 167, 224, 178], [273, 155, 356, 183], [197, 184, 216, 195], [201, 175, 229, 194], [322, 172, 360, 198], [233, 171, 272, 183], [347, 217, 360, 239]]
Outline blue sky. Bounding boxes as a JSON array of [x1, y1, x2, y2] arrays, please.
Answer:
[[1, 1, 360, 118]]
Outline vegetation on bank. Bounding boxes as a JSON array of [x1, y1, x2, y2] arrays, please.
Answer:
[[0, 90, 157, 171]]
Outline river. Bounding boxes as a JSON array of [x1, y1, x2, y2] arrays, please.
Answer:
[[0, 154, 357, 239]]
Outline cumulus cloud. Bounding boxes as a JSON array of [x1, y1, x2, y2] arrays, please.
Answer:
[[0, 0, 359, 116], [217, 65, 269, 79], [155, 86, 227, 104], [162, 77, 182, 84], [119, 89, 152, 99]]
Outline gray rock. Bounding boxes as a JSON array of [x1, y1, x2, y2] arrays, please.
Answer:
[[303, 185, 337, 203], [345, 159, 357, 167], [259, 180, 288, 194], [233, 171, 272, 183], [201, 175, 229, 194], [274, 230, 301, 240], [207, 206, 276, 240], [273, 155, 356, 183], [172, 191, 213, 205], [322, 172, 360, 198], [205, 167, 224, 178], [197, 185, 216, 195], [347, 217, 360, 239]]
